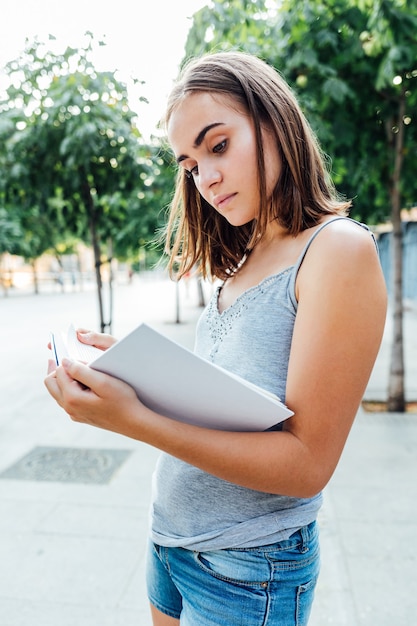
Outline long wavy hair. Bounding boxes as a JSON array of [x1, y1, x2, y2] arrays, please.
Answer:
[[163, 51, 351, 280]]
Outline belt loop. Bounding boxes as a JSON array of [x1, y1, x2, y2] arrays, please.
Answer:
[[299, 523, 311, 554]]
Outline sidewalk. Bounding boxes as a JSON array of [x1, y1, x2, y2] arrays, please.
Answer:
[[0, 276, 416, 625]]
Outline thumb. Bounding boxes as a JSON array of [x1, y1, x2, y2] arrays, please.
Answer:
[[61, 358, 92, 391]]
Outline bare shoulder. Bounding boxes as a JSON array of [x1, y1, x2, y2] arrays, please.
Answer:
[[316, 217, 377, 255], [295, 217, 387, 306], [301, 218, 380, 279]]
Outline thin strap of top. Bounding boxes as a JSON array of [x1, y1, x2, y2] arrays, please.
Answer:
[[288, 216, 376, 309]]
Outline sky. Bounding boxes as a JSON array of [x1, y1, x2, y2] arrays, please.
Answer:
[[0, 0, 208, 137]]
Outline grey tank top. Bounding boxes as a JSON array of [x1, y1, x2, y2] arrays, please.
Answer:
[[149, 217, 373, 550]]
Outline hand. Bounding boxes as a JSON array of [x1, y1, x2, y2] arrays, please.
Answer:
[[44, 358, 141, 435], [75, 328, 117, 352]]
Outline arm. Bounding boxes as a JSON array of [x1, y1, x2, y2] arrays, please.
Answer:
[[44, 221, 387, 497]]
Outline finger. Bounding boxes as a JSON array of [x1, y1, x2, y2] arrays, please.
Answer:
[[44, 369, 63, 404], [47, 358, 57, 375], [76, 329, 116, 351], [60, 358, 105, 393], [61, 357, 135, 401], [45, 366, 90, 418], [46, 365, 91, 419]]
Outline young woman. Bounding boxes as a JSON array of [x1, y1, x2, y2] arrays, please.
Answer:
[[45, 51, 387, 625]]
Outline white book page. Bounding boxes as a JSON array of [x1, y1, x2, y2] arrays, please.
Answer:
[[65, 325, 104, 363], [51, 325, 103, 365]]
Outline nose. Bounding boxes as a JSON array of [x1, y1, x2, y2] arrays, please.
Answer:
[[197, 160, 221, 193]]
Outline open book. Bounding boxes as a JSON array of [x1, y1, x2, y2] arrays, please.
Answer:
[[50, 323, 293, 432]]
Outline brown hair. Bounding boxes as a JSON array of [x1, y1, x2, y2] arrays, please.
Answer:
[[164, 51, 350, 280]]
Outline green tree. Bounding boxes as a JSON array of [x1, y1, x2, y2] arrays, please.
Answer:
[[0, 34, 169, 329], [0, 64, 72, 261], [359, 0, 417, 411]]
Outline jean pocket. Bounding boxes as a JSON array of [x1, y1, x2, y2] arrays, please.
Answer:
[[296, 576, 319, 626], [267, 527, 320, 572], [194, 548, 270, 586]]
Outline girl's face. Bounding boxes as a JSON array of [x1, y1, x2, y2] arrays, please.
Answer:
[[167, 92, 280, 227]]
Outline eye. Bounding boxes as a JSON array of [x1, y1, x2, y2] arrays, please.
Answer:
[[213, 139, 227, 154], [185, 164, 199, 179]]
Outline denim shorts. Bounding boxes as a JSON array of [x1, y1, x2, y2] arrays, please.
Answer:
[[146, 521, 320, 626]]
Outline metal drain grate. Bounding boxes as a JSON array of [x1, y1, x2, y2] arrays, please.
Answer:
[[0, 446, 133, 484]]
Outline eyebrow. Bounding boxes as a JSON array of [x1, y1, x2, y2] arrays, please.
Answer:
[[176, 122, 225, 164]]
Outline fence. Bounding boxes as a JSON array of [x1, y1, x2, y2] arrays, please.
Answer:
[[377, 221, 417, 303]]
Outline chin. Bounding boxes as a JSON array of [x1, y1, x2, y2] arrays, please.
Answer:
[[224, 214, 256, 228]]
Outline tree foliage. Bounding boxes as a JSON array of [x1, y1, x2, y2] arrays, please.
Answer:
[[0, 208, 21, 252], [0, 34, 173, 326]]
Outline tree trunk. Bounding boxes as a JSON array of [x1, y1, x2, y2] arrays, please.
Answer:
[[106, 237, 114, 334], [387, 92, 406, 412], [31, 259, 39, 294], [81, 173, 106, 332], [387, 223, 405, 411], [76, 250, 84, 291], [175, 279, 181, 324]]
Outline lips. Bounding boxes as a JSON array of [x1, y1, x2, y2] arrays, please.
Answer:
[[213, 193, 236, 210]]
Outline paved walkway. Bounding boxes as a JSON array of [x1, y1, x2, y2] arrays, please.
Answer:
[[0, 275, 416, 625]]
